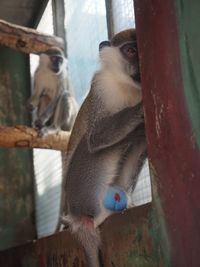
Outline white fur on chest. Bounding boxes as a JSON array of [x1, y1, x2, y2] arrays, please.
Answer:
[[36, 67, 59, 95], [97, 46, 142, 112], [96, 70, 142, 113]]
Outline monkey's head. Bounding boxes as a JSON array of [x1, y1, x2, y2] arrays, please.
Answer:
[[99, 29, 140, 85], [39, 47, 65, 74]]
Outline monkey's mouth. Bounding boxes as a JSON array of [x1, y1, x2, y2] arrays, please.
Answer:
[[131, 72, 141, 83], [51, 66, 60, 73]]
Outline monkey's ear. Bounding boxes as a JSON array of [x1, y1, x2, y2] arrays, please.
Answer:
[[99, 41, 111, 51]]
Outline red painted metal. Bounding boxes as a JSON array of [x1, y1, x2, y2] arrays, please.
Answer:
[[134, 1, 200, 266]]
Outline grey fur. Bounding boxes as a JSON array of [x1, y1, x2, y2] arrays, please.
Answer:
[[58, 29, 147, 267], [28, 47, 78, 136]]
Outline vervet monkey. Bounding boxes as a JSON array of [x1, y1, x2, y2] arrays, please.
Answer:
[[59, 29, 147, 267], [27, 47, 78, 136]]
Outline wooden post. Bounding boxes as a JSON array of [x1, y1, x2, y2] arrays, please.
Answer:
[[0, 19, 64, 54], [52, 0, 67, 54], [134, 1, 200, 266]]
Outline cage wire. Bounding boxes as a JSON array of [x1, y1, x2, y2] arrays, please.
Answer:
[[30, 0, 62, 238], [111, 0, 152, 207], [112, 0, 136, 32], [31, 0, 152, 239], [66, 0, 152, 207], [65, 0, 108, 104]]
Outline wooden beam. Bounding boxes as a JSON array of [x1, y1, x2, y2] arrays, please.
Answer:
[[52, 0, 67, 54], [0, 125, 70, 151], [105, 0, 114, 39], [134, 0, 200, 266], [0, 204, 163, 267], [0, 19, 64, 54]]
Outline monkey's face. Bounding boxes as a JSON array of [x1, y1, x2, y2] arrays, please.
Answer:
[[100, 29, 141, 85], [99, 38, 140, 85], [49, 55, 64, 73], [119, 41, 140, 83], [39, 47, 65, 74]]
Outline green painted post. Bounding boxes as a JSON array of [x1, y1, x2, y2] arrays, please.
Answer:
[[0, 46, 35, 250], [135, 1, 200, 266], [176, 0, 200, 148]]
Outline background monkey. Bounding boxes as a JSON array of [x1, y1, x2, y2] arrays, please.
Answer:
[[28, 47, 78, 136], [59, 29, 147, 267]]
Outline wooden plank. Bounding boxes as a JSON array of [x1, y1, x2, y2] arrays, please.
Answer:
[[0, 204, 164, 267], [0, 19, 64, 54], [134, 1, 200, 267], [0, 125, 70, 151]]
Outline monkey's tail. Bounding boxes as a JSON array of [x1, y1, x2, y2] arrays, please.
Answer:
[[62, 214, 101, 267]]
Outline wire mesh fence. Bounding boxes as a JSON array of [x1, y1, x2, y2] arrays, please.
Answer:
[[31, 0, 152, 238], [65, 0, 108, 104], [112, 0, 136, 32], [30, 0, 62, 238], [111, 0, 152, 207]]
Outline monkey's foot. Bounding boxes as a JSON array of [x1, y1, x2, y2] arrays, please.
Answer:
[[103, 186, 127, 212], [37, 128, 48, 137]]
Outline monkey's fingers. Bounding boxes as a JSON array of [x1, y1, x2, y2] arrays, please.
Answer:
[[34, 119, 44, 130]]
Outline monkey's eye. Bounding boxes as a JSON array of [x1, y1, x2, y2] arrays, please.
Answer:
[[121, 44, 137, 60], [51, 56, 63, 65], [124, 46, 137, 57], [127, 47, 136, 56]]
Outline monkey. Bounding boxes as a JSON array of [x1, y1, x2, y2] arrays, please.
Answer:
[[27, 47, 78, 136], [58, 29, 147, 267]]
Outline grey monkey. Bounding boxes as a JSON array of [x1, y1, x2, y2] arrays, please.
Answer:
[[59, 29, 147, 267], [28, 47, 78, 136]]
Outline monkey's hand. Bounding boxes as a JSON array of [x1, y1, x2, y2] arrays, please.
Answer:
[[34, 118, 44, 130]]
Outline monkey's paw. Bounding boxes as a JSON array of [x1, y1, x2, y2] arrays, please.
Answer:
[[103, 186, 127, 212], [37, 127, 49, 137], [34, 119, 44, 130]]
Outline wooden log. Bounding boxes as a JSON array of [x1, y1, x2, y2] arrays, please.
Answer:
[[0, 125, 70, 151], [0, 19, 64, 54], [0, 204, 162, 267]]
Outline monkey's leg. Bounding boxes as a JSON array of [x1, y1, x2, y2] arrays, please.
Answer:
[[38, 93, 71, 136], [35, 92, 61, 130], [52, 93, 71, 130], [32, 95, 50, 128], [115, 124, 147, 192], [88, 102, 144, 152], [27, 83, 44, 111]]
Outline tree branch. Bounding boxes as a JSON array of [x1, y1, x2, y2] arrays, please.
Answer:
[[0, 125, 70, 151], [0, 19, 64, 54]]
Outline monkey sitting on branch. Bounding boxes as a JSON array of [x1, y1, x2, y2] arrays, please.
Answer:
[[27, 47, 78, 136], [58, 29, 147, 267]]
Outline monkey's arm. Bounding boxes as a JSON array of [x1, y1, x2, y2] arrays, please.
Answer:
[[45, 92, 77, 131], [88, 102, 144, 153], [27, 74, 44, 111], [35, 92, 61, 128]]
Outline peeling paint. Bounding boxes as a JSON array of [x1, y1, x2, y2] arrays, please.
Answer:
[[0, 205, 166, 267], [0, 46, 35, 250], [151, 92, 164, 139]]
